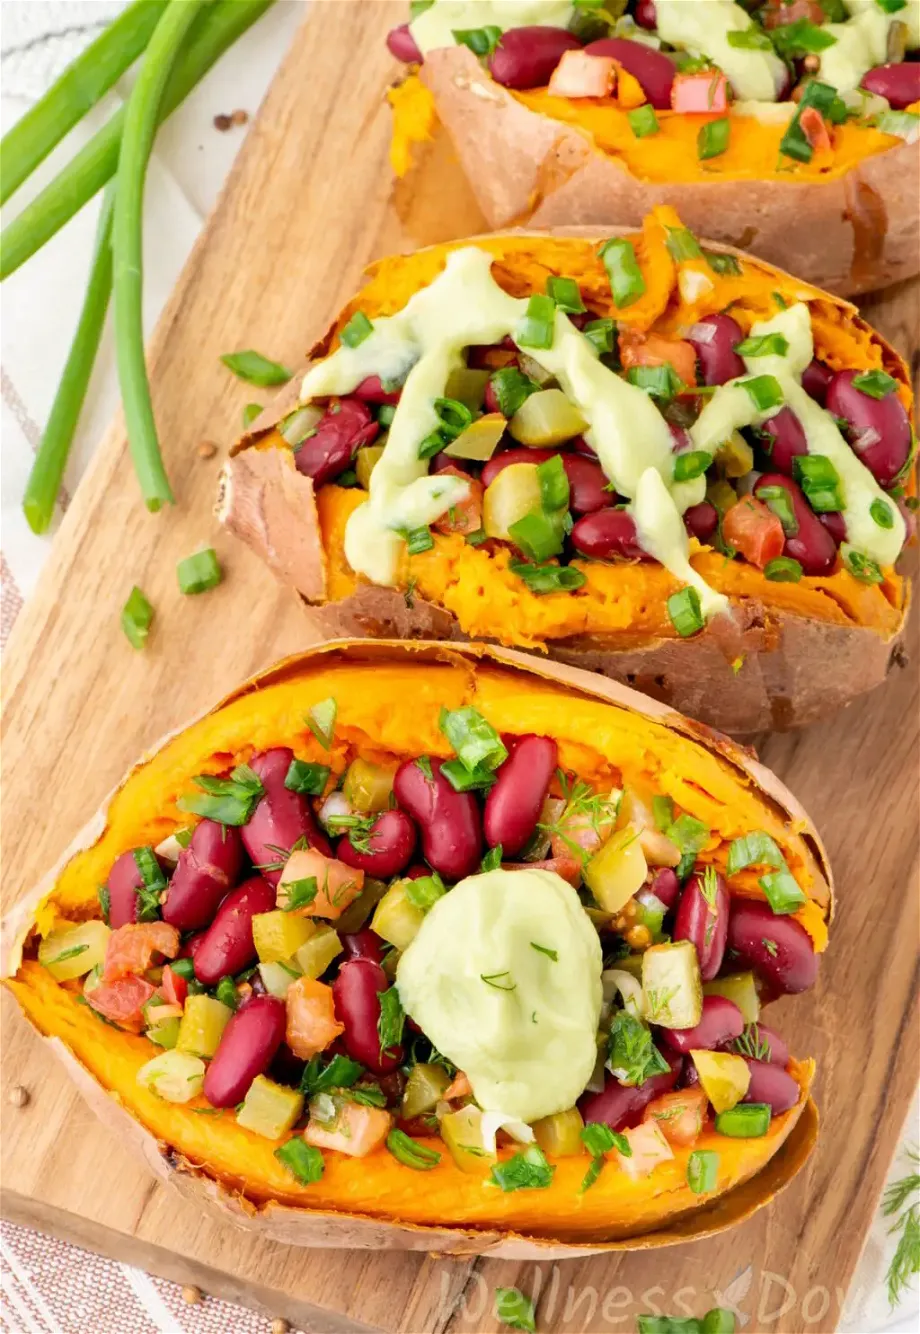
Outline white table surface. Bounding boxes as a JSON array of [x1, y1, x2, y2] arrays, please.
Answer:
[[0, 3, 917, 1331]]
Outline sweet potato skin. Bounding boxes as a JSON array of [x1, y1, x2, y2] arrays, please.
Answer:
[[2, 641, 827, 1254], [420, 46, 920, 297]]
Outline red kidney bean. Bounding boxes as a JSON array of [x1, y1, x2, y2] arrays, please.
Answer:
[[332, 958, 402, 1074], [584, 37, 675, 109], [571, 509, 649, 561], [336, 809, 417, 880], [727, 899, 817, 994], [431, 451, 476, 477], [579, 1051, 682, 1130], [341, 928, 386, 967], [725, 1022, 789, 1067], [106, 851, 147, 928], [635, 0, 657, 28], [386, 22, 422, 65], [649, 867, 681, 910], [818, 510, 847, 546], [193, 876, 276, 986], [572, 435, 598, 459], [756, 407, 808, 475], [161, 820, 244, 931], [243, 748, 330, 884], [684, 501, 718, 543], [686, 314, 745, 387], [483, 734, 557, 857], [674, 869, 730, 982], [802, 357, 833, 406], [481, 447, 558, 490], [203, 994, 286, 1108], [826, 369, 912, 488], [179, 931, 206, 961], [393, 757, 482, 881], [405, 863, 430, 880], [353, 375, 400, 405], [742, 1058, 800, 1114], [668, 423, 692, 453], [563, 454, 615, 515], [294, 398, 378, 486], [487, 26, 583, 90], [861, 61, 920, 110], [755, 473, 837, 576], [660, 996, 744, 1054]]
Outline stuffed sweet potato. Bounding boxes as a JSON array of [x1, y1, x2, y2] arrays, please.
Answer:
[[2, 641, 830, 1254], [219, 208, 915, 734], [387, 0, 920, 295]]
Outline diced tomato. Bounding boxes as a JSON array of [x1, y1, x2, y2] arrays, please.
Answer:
[[88, 976, 156, 1033], [432, 465, 484, 536], [616, 1119, 675, 1180], [277, 848, 364, 919], [671, 72, 729, 114], [505, 855, 582, 887], [303, 1101, 393, 1157], [643, 1086, 708, 1147], [353, 375, 400, 406], [763, 0, 826, 28], [443, 1071, 473, 1102], [285, 976, 345, 1060], [103, 922, 180, 982], [548, 50, 616, 99], [721, 497, 785, 568], [160, 964, 188, 1007], [799, 106, 831, 152], [619, 330, 698, 389]]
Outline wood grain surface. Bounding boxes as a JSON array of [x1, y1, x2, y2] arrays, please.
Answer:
[[2, 4, 918, 1332]]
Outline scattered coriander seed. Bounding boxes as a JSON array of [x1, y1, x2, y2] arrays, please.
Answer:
[[197, 440, 218, 459], [213, 113, 232, 131], [231, 108, 249, 126], [181, 1286, 202, 1305], [8, 1084, 29, 1107]]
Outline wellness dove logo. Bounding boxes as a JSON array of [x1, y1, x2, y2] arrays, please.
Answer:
[[713, 1265, 754, 1328]]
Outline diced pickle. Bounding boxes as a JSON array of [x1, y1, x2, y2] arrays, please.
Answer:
[[508, 389, 587, 447], [706, 479, 737, 516], [482, 462, 541, 541], [716, 431, 754, 478], [355, 444, 385, 490], [293, 926, 342, 980], [38, 920, 111, 982], [253, 910, 317, 964], [584, 825, 648, 914], [236, 1075, 304, 1139], [642, 940, 703, 1029], [443, 366, 489, 410], [342, 757, 398, 813], [691, 1049, 751, 1115], [401, 1063, 452, 1120], [259, 960, 302, 998], [372, 880, 426, 951], [443, 413, 506, 462], [137, 1050, 205, 1103], [175, 994, 233, 1058], [334, 877, 389, 935], [147, 1017, 181, 1049], [517, 354, 555, 387], [531, 1106, 585, 1157], [440, 1105, 496, 1176], [704, 971, 761, 1024]]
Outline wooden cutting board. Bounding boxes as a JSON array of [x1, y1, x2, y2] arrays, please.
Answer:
[[2, 3, 918, 1331]]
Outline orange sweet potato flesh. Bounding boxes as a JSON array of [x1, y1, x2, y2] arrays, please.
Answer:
[[3, 644, 829, 1248]]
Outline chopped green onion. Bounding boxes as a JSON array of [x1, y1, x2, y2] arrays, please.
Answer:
[[673, 451, 712, 483], [740, 375, 784, 412], [583, 318, 616, 355], [451, 25, 502, 56], [760, 868, 807, 914], [537, 453, 570, 512], [215, 976, 238, 1012], [726, 26, 773, 50], [440, 705, 507, 773], [433, 397, 473, 440], [220, 350, 292, 386], [770, 20, 838, 57], [687, 1148, 719, 1194], [510, 512, 566, 562], [871, 498, 895, 529], [876, 0, 907, 10], [665, 226, 703, 263], [628, 104, 660, 138], [757, 484, 798, 536], [169, 957, 196, 981], [275, 1138, 324, 1183], [405, 526, 434, 555], [792, 454, 844, 512], [652, 795, 675, 832], [546, 275, 585, 313], [598, 238, 646, 309], [733, 333, 789, 358], [306, 697, 337, 749], [177, 764, 264, 826], [851, 369, 898, 399], [703, 248, 742, 277], [668, 814, 709, 856], [284, 760, 330, 796], [764, 556, 803, 582], [515, 294, 557, 350], [488, 366, 539, 416], [386, 1128, 441, 1170], [300, 1053, 364, 1096], [727, 831, 786, 877], [581, 1122, 629, 1157], [377, 986, 405, 1058], [121, 585, 154, 650], [481, 845, 503, 872], [465, 528, 489, 547], [702, 1311, 737, 1334], [490, 1144, 555, 1192], [842, 543, 884, 584], [715, 1103, 772, 1138], [242, 402, 263, 428], [493, 1287, 536, 1334], [340, 311, 373, 349], [417, 432, 446, 460], [337, 469, 358, 488], [405, 871, 447, 911], [176, 548, 222, 595], [779, 79, 841, 163], [698, 117, 730, 161], [377, 403, 397, 427], [627, 364, 684, 401], [440, 758, 497, 792], [510, 561, 586, 595], [873, 109, 920, 142], [667, 587, 704, 638], [281, 878, 317, 911]]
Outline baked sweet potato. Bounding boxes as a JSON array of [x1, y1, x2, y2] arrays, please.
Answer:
[[219, 209, 915, 734], [386, 1, 920, 295], [3, 641, 830, 1254]]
